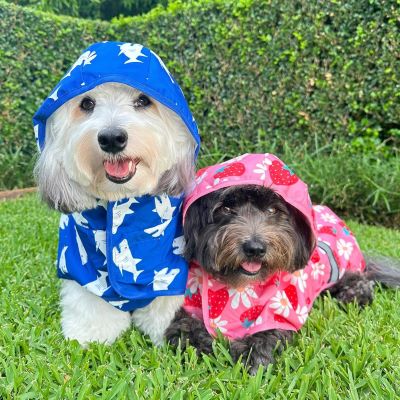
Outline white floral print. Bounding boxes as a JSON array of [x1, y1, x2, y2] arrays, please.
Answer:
[[320, 212, 338, 224], [284, 270, 308, 293], [311, 262, 325, 279], [296, 305, 308, 324], [253, 156, 272, 180], [337, 239, 353, 260], [269, 291, 293, 317], [229, 286, 258, 309], [312, 205, 325, 213], [209, 316, 228, 333], [187, 268, 204, 293]]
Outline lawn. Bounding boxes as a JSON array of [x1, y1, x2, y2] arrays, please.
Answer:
[[0, 194, 399, 399]]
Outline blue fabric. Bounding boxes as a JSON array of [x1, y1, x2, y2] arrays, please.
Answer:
[[57, 195, 188, 312], [32, 41, 200, 154], [33, 42, 200, 311]]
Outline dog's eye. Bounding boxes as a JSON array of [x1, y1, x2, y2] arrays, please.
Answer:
[[80, 97, 95, 112], [134, 94, 152, 109], [222, 206, 237, 215], [266, 207, 277, 215]]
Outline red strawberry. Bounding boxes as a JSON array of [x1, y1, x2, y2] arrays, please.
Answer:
[[319, 226, 337, 236], [269, 160, 299, 185], [310, 250, 320, 263], [184, 290, 202, 308], [208, 288, 229, 318], [240, 305, 264, 328], [284, 285, 298, 309], [213, 162, 245, 179], [274, 314, 287, 323]]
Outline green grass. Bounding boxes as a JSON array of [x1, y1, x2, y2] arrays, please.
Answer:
[[0, 194, 399, 399]]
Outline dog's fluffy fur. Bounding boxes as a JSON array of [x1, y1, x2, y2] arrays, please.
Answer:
[[166, 185, 400, 373], [35, 82, 196, 346]]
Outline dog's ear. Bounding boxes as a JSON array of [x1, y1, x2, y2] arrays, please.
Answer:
[[183, 192, 217, 261], [289, 206, 316, 270], [34, 147, 96, 213], [154, 155, 195, 197]]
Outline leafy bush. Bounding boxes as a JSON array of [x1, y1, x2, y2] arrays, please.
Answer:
[[5, 0, 167, 20], [0, 0, 399, 226]]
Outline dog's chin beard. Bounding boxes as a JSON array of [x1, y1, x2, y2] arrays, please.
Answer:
[[103, 157, 141, 184]]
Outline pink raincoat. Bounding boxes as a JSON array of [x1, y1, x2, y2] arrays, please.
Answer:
[[183, 153, 365, 340]]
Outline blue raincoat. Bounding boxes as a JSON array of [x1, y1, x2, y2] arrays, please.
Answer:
[[33, 42, 200, 312]]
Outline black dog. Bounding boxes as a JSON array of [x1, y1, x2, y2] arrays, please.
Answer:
[[166, 184, 400, 373]]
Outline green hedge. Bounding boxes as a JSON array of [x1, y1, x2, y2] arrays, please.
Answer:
[[0, 0, 399, 226]]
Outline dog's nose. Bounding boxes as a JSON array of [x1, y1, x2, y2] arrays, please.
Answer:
[[98, 128, 128, 153], [242, 240, 266, 258]]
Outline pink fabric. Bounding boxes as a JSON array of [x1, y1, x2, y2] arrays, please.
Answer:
[[183, 153, 365, 340]]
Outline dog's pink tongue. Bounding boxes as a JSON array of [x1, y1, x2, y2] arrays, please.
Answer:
[[104, 160, 132, 178], [241, 261, 262, 273]]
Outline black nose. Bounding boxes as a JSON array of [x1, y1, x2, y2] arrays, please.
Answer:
[[242, 240, 266, 258], [98, 128, 128, 153]]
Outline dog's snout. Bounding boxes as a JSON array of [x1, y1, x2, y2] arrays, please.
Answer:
[[98, 128, 128, 153], [242, 239, 266, 258]]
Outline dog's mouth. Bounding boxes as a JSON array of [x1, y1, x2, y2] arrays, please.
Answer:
[[103, 158, 140, 184], [239, 261, 263, 276]]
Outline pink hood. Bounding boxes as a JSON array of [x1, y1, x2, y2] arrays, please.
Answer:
[[184, 153, 316, 235]]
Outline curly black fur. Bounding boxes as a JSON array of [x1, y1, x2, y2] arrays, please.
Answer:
[[166, 309, 213, 354], [325, 271, 375, 306]]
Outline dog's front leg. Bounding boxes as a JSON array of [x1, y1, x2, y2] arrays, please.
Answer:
[[165, 309, 214, 354], [230, 329, 293, 374], [60, 280, 132, 346]]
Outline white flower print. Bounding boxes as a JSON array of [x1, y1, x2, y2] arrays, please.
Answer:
[[253, 157, 272, 180], [284, 270, 308, 293], [337, 239, 354, 260], [229, 286, 258, 309], [269, 291, 293, 317], [312, 205, 325, 213], [187, 268, 204, 293], [296, 305, 309, 324], [311, 262, 325, 279], [209, 316, 228, 333], [320, 212, 338, 224]]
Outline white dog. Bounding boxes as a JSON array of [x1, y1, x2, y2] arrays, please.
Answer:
[[33, 42, 200, 346]]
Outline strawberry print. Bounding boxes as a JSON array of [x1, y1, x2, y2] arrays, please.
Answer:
[[319, 226, 337, 236], [310, 249, 320, 263], [208, 288, 229, 318], [268, 160, 299, 185], [240, 305, 264, 328], [184, 289, 202, 308], [274, 314, 287, 323], [284, 285, 298, 309], [213, 163, 245, 179]]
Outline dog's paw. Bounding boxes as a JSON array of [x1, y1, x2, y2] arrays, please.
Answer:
[[230, 337, 274, 375], [230, 329, 292, 375], [328, 272, 375, 307], [165, 310, 214, 354]]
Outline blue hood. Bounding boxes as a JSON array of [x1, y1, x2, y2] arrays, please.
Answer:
[[33, 41, 200, 154]]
